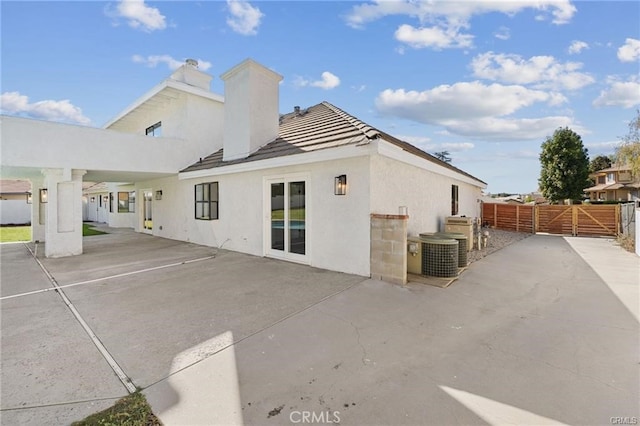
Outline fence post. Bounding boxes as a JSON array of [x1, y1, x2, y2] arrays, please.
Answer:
[[616, 204, 621, 234], [516, 205, 520, 232], [494, 203, 497, 228]]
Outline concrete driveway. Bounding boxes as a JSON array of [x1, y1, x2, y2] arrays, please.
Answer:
[[1, 230, 638, 425]]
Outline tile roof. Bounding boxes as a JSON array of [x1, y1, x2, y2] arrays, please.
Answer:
[[181, 101, 486, 185], [0, 180, 31, 193], [591, 164, 631, 174]]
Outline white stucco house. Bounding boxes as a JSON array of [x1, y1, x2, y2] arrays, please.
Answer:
[[1, 58, 486, 277]]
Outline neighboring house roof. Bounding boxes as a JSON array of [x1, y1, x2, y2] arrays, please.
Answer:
[[585, 182, 637, 192], [591, 164, 631, 174], [181, 101, 486, 185], [0, 179, 31, 194]]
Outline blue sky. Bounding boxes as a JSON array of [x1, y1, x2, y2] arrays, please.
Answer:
[[2, 1, 639, 193]]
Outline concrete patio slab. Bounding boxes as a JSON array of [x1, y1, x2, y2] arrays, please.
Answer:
[[2, 231, 638, 425]]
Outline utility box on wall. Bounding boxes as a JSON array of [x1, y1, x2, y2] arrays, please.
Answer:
[[444, 216, 474, 251]]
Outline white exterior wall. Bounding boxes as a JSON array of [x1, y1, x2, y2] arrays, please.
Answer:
[[1, 199, 31, 225], [106, 184, 138, 228], [636, 209, 640, 257], [83, 192, 109, 223], [106, 95, 225, 162], [135, 156, 371, 276], [370, 154, 483, 236]]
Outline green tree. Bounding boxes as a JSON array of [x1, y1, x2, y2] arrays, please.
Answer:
[[616, 110, 640, 178], [539, 127, 590, 203], [432, 150, 452, 163], [589, 155, 612, 173]]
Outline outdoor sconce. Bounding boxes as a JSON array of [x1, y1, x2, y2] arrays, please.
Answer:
[[155, 190, 163, 200], [334, 175, 347, 195], [39, 188, 48, 203], [90, 197, 96, 202], [26, 192, 33, 204]]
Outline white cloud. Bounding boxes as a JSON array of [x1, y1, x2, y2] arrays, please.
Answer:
[[585, 140, 618, 155], [376, 82, 565, 122], [470, 51, 594, 90], [1, 91, 91, 125], [375, 81, 579, 141], [494, 26, 510, 41], [394, 135, 474, 153], [444, 116, 582, 140], [394, 24, 473, 50], [568, 40, 588, 54], [617, 38, 640, 62], [114, 0, 166, 32], [226, 0, 263, 35], [345, 0, 576, 28], [295, 72, 341, 90], [344, 1, 575, 50], [132, 54, 212, 71], [593, 78, 640, 108]]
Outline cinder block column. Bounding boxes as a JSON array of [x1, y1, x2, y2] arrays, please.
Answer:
[[370, 213, 408, 285], [42, 168, 86, 258]]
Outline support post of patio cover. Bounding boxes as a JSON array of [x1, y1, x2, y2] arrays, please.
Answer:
[[29, 176, 46, 243], [42, 168, 86, 257]]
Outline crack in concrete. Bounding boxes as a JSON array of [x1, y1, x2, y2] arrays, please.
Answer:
[[317, 308, 369, 366]]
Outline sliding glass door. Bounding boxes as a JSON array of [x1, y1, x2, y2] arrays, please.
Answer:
[[267, 178, 307, 261]]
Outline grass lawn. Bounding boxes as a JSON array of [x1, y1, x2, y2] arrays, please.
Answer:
[[83, 223, 108, 236], [0, 224, 107, 243], [72, 392, 162, 426], [0, 226, 30, 243]]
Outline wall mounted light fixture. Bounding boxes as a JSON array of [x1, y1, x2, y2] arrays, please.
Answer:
[[335, 175, 347, 195], [155, 190, 163, 200], [39, 188, 48, 203], [26, 192, 33, 204]]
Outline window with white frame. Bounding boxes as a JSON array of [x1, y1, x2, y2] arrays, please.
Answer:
[[117, 192, 136, 213], [195, 182, 219, 220]]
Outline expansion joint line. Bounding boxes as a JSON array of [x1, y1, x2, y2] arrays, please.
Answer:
[[22, 243, 137, 394]]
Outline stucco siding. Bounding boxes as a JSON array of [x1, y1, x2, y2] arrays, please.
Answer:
[[370, 154, 482, 237], [133, 156, 371, 276]]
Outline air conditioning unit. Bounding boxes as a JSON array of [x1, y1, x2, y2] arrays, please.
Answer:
[[420, 232, 468, 267], [408, 236, 459, 277], [422, 237, 458, 278], [444, 216, 474, 251]]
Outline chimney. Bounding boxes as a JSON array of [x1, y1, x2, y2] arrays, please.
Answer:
[[170, 59, 212, 90], [221, 59, 283, 161]]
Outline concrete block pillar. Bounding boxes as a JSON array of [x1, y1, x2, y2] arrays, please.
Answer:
[[370, 213, 409, 285], [41, 168, 86, 258], [29, 176, 46, 243]]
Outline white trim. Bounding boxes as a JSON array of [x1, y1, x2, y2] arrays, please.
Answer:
[[103, 80, 224, 129], [376, 140, 487, 188], [263, 173, 311, 265], [179, 143, 374, 180]]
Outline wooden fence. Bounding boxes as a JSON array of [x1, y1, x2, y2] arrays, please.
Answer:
[[481, 203, 534, 233], [482, 203, 621, 237]]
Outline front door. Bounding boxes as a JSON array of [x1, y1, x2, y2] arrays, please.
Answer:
[[142, 190, 153, 233], [266, 178, 307, 262]]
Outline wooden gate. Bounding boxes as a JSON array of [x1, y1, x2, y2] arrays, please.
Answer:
[[482, 203, 621, 236], [535, 204, 620, 236]]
